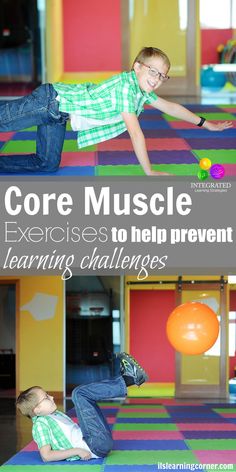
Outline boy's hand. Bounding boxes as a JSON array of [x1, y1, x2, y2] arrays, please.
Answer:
[[147, 170, 171, 176], [204, 121, 233, 131], [78, 449, 92, 460]]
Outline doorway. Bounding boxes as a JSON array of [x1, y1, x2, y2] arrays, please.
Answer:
[[65, 276, 121, 396], [0, 283, 16, 397]]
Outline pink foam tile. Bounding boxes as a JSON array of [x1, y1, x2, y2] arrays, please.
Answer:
[[60, 152, 96, 167], [195, 450, 236, 464], [170, 121, 202, 129], [223, 164, 236, 176], [113, 431, 184, 440], [97, 138, 190, 151], [177, 423, 236, 431], [161, 400, 205, 406], [71, 415, 115, 425], [0, 132, 15, 141], [107, 417, 116, 424], [22, 441, 38, 452], [125, 398, 162, 404]]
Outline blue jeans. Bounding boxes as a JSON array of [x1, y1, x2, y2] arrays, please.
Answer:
[[72, 376, 127, 458], [0, 83, 69, 172]]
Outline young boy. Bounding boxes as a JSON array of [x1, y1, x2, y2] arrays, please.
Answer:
[[16, 352, 148, 462], [0, 46, 232, 175]]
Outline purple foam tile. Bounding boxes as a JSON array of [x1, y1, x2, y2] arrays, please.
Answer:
[[186, 138, 236, 149], [183, 431, 236, 439], [183, 105, 224, 113], [113, 439, 188, 450], [195, 450, 236, 464], [97, 151, 198, 166]]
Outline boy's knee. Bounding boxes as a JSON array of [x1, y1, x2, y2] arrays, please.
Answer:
[[72, 385, 83, 403]]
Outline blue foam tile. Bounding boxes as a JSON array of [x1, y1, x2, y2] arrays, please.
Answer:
[[12, 131, 37, 140], [207, 403, 236, 408], [0, 141, 5, 150], [175, 129, 236, 138], [142, 108, 163, 116], [139, 120, 171, 129], [5, 451, 102, 466], [113, 440, 189, 451], [0, 166, 95, 176]]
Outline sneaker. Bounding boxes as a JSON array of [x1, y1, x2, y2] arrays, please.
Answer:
[[118, 352, 148, 386]]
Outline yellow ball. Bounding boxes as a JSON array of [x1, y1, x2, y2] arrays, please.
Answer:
[[199, 158, 212, 170]]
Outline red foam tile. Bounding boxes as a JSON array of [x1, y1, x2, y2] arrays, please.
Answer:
[[60, 152, 96, 167], [195, 450, 236, 464], [98, 138, 190, 151], [0, 132, 15, 141], [220, 107, 236, 113], [113, 431, 184, 440], [177, 423, 236, 431]]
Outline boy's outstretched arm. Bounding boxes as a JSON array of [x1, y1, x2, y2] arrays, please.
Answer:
[[121, 111, 170, 176], [151, 96, 233, 131], [39, 444, 91, 462]]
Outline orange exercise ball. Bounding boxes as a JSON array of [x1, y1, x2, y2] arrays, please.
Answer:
[[166, 302, 219, 355]]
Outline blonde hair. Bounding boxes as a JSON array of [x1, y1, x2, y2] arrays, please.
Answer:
[[132, 46, 171, 70], [16, 386, 42, 418]]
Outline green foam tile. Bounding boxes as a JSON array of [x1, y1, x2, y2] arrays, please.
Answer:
[[98, 402, 122, 407], [186, 439, 236, 450], [117, 412, 169, 418], [96, 164, 199, 176], [213, 408, 236, 413], [163, 112, 236, 121], [162, 114, 180, 121], [23, 126, 37, 131], [62, 140, 96, 152], [2, 141, 36, 153], [106, 450, 198, 465], [113, 423, 177, 431], [195, 112, 236, 120], [192, 150, 236, 163]]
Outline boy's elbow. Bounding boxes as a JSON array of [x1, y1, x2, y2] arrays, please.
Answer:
[[41, 453, 50, 462]]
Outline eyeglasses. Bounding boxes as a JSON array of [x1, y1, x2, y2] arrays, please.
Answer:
[[35, 393, 52, 408], [138, 62, 170, 82]]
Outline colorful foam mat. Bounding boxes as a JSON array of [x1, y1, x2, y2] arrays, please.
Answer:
[[0, 105, 235, 176], [2, 399, 236, 471]]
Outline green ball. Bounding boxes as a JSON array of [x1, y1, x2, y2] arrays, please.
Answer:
[[197, 169, 209, 180]]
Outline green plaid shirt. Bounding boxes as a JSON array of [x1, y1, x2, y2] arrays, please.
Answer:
[[53, 71, 157, 148], [32, 411, 80, 461]]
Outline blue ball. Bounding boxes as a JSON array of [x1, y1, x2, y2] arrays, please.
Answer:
[[201, 67, 226, 89], [229, 377, 236, 394]]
